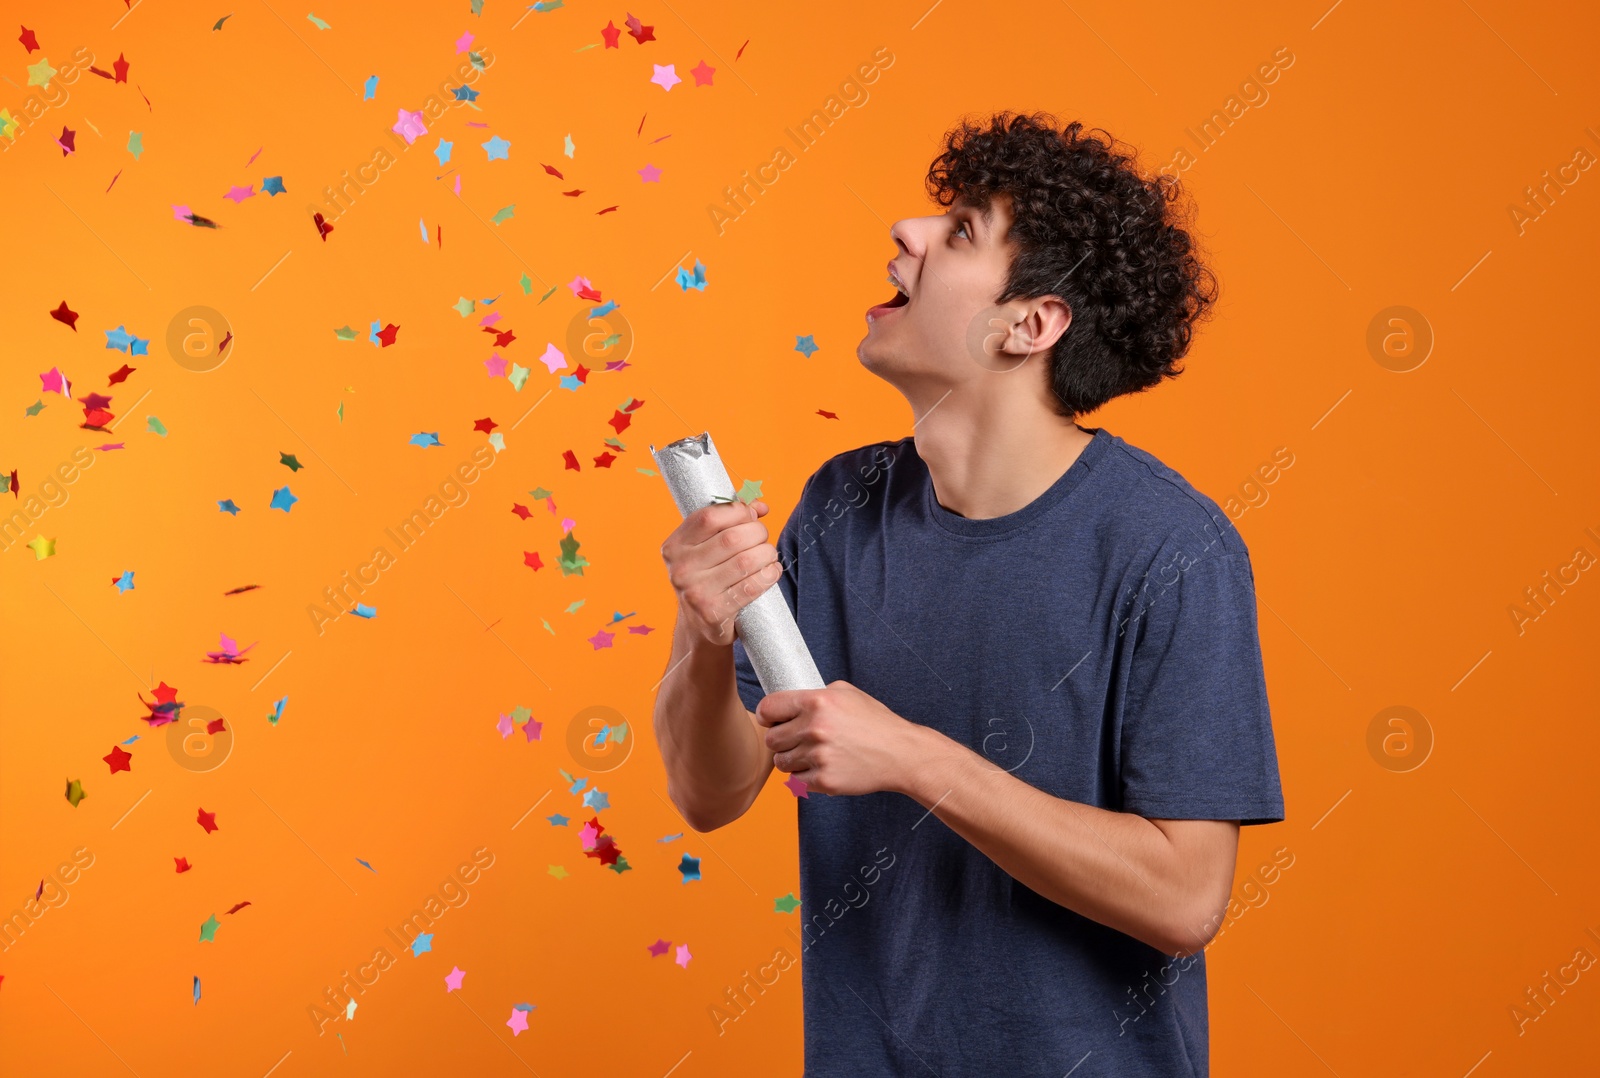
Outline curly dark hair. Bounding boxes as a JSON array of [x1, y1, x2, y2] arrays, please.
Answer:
[[924, 111, 1218, 417]]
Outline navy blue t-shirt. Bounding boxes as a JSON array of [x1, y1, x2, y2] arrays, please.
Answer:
[[731, 425, 1285, 1077]]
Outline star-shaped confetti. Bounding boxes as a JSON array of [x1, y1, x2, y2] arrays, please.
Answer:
[[650, 64, 681, 92], [218, 499, 240, 515], [506, 1008, 529, 1035], [279, 452, 302, 471], [27, 56, 56, 88], [676, 259, 707, 291], [269, 486, 298, 512], [197, 807, 218, 833], [114, 570, 134, 593], [774, 893, 801, 913], [444, 966, 466, 992], [678, 853, 701, 884], [103, 745, 133, 774], [482, 134, 511, 160], [411, 932, 434, 956], [795, 334, 820, 358], [392, 108, 427, 144], [675, 943, 693, 968], [27, 535, 55, 560], [199, 915, 220, 942]]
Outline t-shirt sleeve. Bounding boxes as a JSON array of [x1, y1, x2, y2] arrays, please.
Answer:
[[731, 473, 812, 714], [1118, 548, 1285, 825]]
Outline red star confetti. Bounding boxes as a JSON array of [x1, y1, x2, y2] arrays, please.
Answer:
[[138, 681, 184, 727], [473, 417, 497, 433], [19, 26, 39, 52], [103, 745, 132, 773], [197, 808, 218, 833], [523, 551, 543, 570], [175, 857, 192, 873], [625, 12, 655, 43], [108, 363, 135, 384], [50, 301, 77, 329]]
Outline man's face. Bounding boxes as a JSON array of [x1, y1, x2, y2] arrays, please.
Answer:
[[856, 192, 1021, 388]]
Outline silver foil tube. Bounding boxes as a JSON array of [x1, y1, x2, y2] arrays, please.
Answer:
[[651, 432, 825, 694]]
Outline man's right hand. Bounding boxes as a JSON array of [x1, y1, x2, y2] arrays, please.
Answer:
[[661, 498, 783, 648]]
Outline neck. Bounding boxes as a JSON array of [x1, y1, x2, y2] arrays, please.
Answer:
[[909, 389, 1093, 521]]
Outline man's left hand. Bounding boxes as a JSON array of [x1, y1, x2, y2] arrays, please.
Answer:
[[754, 680, 932, 796]]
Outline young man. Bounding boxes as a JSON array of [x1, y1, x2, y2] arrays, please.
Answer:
[[654, 111, 1285, 1077]]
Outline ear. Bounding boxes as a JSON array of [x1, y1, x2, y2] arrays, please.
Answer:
[[1002, 295, 1071, 358]]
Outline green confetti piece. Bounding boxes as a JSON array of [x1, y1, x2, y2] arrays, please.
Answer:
[[127, 131, 143, 159], [490, 204, 515, 225], [538, 284, 557, 304], [334, 325, 357, 340], [519, 273, 532, 295], [508, 363, 530, 391], [146, 416, 168, 436]]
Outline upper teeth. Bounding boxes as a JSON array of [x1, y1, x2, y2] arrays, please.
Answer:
[[888, 273, 908, 296]]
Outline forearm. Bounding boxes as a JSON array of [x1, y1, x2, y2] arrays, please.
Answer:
[[652, 605, 770, 831], [898, 727, 1211, 956]]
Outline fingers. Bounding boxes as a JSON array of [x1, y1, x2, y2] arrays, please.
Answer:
[[678, 499, 769, 548], [753, 691, 806, 726], [763, 719, 805, 754]]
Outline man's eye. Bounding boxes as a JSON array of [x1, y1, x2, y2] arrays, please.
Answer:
[[954, 221, 970, 240]]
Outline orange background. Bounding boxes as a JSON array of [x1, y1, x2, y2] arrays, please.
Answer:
[[3, 1, 1598, 1075]]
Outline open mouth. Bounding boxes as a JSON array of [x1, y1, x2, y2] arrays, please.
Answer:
[[866, 277, 911, 320]]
